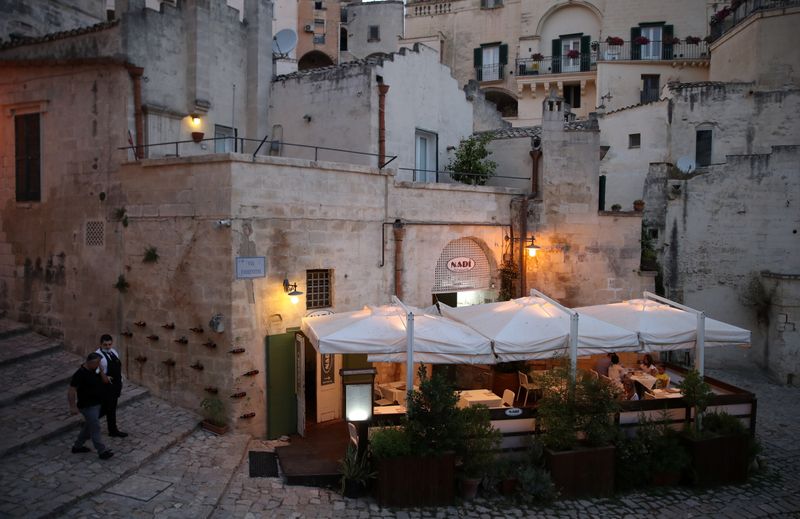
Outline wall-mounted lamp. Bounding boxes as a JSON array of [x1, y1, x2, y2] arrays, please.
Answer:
[[525, 236, 541, 257], [190, 114, 201, 126], [283, 277, 304, 304]]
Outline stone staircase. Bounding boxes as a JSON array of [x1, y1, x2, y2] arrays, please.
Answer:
[[0, 320, 221, 519]]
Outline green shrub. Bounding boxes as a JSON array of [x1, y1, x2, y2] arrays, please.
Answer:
[[445, 133, 497, 186], [457, 405, 501, 478], [369, 427, 413, 459], [703, 411, 761, 467], [339, 444, 376, 493], [404, 365, 462, 456], [678, 370, 714, 436]]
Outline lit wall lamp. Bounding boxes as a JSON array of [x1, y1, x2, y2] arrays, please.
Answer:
[[525, 236, 541, 257], [190, 114, 201, 126], [283, 277, 303, 304]]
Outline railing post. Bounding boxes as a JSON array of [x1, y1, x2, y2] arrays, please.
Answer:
[[315, 147, 318, 161], [175, 142, 179, 157]]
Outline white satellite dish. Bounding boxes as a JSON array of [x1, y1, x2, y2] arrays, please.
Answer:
[[676, 156, 696, 174], [272, 29, 298, 58]]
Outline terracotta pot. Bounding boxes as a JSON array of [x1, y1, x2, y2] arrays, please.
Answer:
[[460, 477, 480, 500], [498, 477, 518, 496], [191, 131, 205, 143], [201, 420, 228, 435]]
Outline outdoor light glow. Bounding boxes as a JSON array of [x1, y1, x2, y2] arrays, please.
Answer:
[[347, 409, 369, 421], [290, 295, 299, 305], [191, 116, 201, 126], [526, 246, 537, 257], [345, 383, 373, 422]]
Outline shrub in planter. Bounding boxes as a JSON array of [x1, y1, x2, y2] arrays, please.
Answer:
[[445, 133, 497, 186], [339, 444, 376, 498], [457, 405, 501, 499], [200, 396, 228, 435]]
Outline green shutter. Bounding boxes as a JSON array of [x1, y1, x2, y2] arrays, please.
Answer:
[[662, 24, 674, 59], [580, 35, 590, 71], [551, 38, 561, 73], [631, 27, 641, 60], [499, 43, 508, 79], [474, 47, 482, 81], [599, 175, 606, 211]]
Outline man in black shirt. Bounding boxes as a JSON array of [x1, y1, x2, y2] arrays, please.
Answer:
[[68, 352, 114, 459]]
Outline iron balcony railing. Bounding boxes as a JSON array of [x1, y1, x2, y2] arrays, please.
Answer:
[[515, 53, 596, 77], [710, 0, 800, 41], [595, 40, 709, 61], [476, 63, 506, 82]]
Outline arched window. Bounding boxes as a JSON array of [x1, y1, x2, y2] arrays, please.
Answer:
[[432, 238, 492, 293], [298, 51, 334, 71]]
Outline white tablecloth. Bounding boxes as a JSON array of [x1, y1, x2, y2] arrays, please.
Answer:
[[373, 405, 406, 415], [457, 389, 502, 408], [630, 373, 657, 390]]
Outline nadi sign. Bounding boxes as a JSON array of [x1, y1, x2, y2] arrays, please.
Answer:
[[447, 256, 475, 273]]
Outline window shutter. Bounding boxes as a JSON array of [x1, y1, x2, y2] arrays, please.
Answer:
[[474, 47, 482, 81], [480, 0, 487, 8], [696, 130, 712, 166], [662, 24, 674, 59], [15, 113, 41, 202], [551, 38, 561, 73], [499, 43, 508, 79], [580, 35, 590, 71], [599, 175, 606, 211], [631, 27, 641, 60]]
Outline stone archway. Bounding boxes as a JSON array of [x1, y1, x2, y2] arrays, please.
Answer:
[[483, 88, 519, 118], [432, 237, 494, 294], [297, 51, 334, 71]]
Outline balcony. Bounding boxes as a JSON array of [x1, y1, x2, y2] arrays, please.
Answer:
[[476, 63, 506, 82], [595, 40, 709, 61], [516, 53, 596, 77], [408, 1, 451, 17], [709, 0, 800, 41]]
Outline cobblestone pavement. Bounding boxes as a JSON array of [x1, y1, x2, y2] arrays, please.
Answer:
[[0, 348, 82, 405], [0, 330, 58, 365], [63, 430, 251, 519], [0, 396, 199, 518], [0, 382, 148, 456]]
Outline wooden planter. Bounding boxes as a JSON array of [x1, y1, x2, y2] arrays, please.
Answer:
[[546, 445, 615, 498], [201, 420, 229, 435], [651, 470, 682, 486], [376, 454, 455, 507], [682, 433, 749, 487]]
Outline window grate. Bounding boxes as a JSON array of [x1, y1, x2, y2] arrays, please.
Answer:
[[432, 238, 491, 294], [306, 269, 331, 310], [86, 221, 104, 247]]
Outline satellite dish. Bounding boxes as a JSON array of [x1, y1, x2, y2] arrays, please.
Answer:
[[272, 29, 297, 58], [676, 156, 696, 174]]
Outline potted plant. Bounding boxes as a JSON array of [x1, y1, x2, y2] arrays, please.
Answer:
[[566, 49, 580, 59], [339, 443, 376, 498], [531, 53, 544, 61], [633, 199, 645, 212], [537, 366, 620, 497], [200, 396, 228, 435], [605, 36, 624, 46], [456, 405, 501, 499], [191, 131, 204, 143], [488, 457, 522, 497], [610, 203, 622, 212], [685, 36, 702, 45], [633, 36, 650, 45], [665, 36, 681, 45]]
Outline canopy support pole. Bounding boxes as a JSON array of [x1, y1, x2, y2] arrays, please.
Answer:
[[644, 291, 706, 376], [532, 289, 579, 381], [392, 296, 415, 395]]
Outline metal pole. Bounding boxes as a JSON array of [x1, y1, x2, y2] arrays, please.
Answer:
[[406, 312, 414, 394], [570, 313, 579, 380], [696, 312, 706, 376]]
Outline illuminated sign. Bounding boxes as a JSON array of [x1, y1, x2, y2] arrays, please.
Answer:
[[447, 257, 475, 273]]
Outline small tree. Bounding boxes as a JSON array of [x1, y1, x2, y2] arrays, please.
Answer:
[[404, 365, 462, 455], [446, 133, 497, 186], [678, 369, 714, 436]]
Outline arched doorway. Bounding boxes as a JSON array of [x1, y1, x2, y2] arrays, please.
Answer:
[[483, 89, 518, 118], [432, 237, 496, 307], [298, 50, 334, 71]]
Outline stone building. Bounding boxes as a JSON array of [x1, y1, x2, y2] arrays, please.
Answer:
[[403, 0, 715, 125], [339, 0, 404, 62]]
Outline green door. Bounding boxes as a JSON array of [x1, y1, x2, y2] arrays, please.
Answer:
[[266, 332, 298, 439]]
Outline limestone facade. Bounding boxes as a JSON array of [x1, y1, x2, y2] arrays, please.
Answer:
[[340, 1, 405, 62]]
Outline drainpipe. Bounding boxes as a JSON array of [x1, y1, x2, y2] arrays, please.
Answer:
[[126, 64, 145, 159], [529, 148, 541, 198], [393, 219, 404, 299], [378, 82, 390, 168]]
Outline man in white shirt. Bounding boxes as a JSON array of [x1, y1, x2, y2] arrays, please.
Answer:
[[95, 334, 128, 438]]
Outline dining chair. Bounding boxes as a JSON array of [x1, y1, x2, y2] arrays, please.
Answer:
[[589, 369, 600, 380], [347, 422, 359, 449], [501, 389, 515, 407], [517, 371, 537, 406], [374, 386, 393, 407]]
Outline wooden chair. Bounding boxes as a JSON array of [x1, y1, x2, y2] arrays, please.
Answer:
[[589, 369, 600, 380], [347, 422, 359, 449], [374, 386, 393, 407], [517, 371, 537, 406], [501, 389, 515, 407]]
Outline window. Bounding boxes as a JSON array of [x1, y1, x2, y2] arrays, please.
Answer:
[[639, 25, 662, 60], [473, 44, 507, 81], [314, 1, 324, 9], [561, 37, 581, 72], [563, 84, 581, 109], [214, 125, 237, 153], [306, 269, 331, 310], [641, 74, 660, 103], [313, 34, 325, 44], [629, 133, 641, 148], [551, 34, 590, 73], [414, 130, 438, 183], [340, 27, 348, 51], [15, 113, 41, 202], [368, 25, 380, 42], [696, 129, 712, 166], [480, 0, 503, 8]]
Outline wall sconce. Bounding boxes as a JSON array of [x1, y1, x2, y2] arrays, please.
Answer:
[[190, 114, 201, 126], [525, 236, 541, 257], [283, 277, 303, 304]]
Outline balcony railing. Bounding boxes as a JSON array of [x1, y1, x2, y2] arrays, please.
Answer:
[[710, 0, 800, 41], [476, 63, 505, 82], [595, 40, 709, 61], [515, 53, 596, 77], [409, 1, 451, 16]]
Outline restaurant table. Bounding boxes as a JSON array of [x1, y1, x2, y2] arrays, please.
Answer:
[[649, 388, 683, 399], [379, 384, 418, 405], [457, 389, 503, 408], [629, 372, 657, 390], [373, 404, 407, 415]]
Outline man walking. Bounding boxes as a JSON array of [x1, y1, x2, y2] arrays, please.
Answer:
[[68, 352, 114, 459], [96, 334, 128, 437]]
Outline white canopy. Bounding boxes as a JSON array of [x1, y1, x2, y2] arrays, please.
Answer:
[[300, 304, 494, 363], [576, 298, 751, 352], [440, 296, 641, 362]]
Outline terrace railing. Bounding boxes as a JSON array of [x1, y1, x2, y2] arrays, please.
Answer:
[[710, 0, 800, 40], [595, 40, 709, 61], [515, 53, 596, 77]]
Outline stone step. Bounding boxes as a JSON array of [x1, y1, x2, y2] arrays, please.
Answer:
[[0, 382, 150, 458], [0, 348, 83, 407], [0, 318, 31, 341], [0, 330, 61, 366], [0, 395, 200, 519], [61, 430, 251, 518]]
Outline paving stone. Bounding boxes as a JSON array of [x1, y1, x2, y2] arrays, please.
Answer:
[[0, 348, 83, 405]]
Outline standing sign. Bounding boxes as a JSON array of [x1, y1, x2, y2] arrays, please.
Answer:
[[320, 354, 335, 385], [235, 257, 266, 279]]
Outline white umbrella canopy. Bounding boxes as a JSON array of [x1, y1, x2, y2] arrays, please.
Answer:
[[576, 298, 751, 352], [441, 296, 640, 362], [301, 304, 494, 363]]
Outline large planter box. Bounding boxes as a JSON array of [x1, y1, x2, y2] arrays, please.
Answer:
[[376, 454, 455, 507], [682, 433, 748, 487], [546, 445, 615, 498]]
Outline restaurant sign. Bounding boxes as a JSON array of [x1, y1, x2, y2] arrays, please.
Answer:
[[447, 257, 475, 273], [504, 407, 523, 417]]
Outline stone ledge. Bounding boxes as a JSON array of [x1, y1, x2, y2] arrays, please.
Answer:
[[599, 210, 643, 217]]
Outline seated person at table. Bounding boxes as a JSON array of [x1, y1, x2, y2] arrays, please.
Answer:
[[608, 354, 626, 384], [639, 354, 657, 375], [622, 378, 639, 400], [595, 353, 612, 377], [654, 364, 670, 389]]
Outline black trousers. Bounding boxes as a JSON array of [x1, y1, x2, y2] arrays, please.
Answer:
[[99, 387, 122, 433]]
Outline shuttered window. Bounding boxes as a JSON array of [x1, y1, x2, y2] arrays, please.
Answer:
[[15, 113, 41, 202], [696, 130, 712, 166]]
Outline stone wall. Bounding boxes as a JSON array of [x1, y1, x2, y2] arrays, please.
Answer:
[[0, 0, 106, 41], [340, 1, 404, 62], [763, 272, 800, 385]]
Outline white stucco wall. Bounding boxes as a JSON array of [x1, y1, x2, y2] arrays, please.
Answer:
[[341, 1, 404, 61], [595, 61, 709, 112]]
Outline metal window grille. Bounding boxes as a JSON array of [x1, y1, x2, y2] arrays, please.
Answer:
[[432, 238, 491, 294], [306, 269, 331, 309], [86, 221, 104, 247]]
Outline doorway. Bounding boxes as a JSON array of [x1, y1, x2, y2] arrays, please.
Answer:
[[304, 339, 317, 427]]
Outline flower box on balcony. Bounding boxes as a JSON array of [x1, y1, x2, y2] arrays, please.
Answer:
[[685, 36, 702, 45], [566, 49, 580, 59], [605, 36, 624, 46], [633, 36, 650, 45]]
